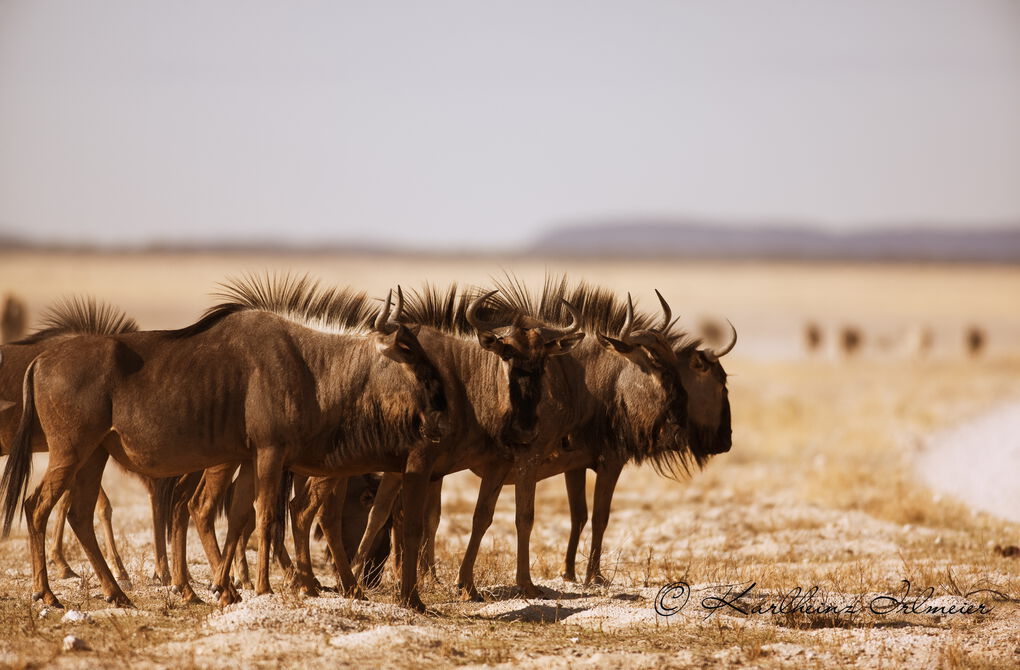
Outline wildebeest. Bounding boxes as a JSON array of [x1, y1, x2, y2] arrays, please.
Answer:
[[0, 297, 140, 586], [965, 326, 986, 357], [839, 326, 863, 357], [803, 322, 823, 353], [205, 279, 587, 605], [0, 275, 453, 609], [1, 294, 28, 344], [353, 281, 734, 597]]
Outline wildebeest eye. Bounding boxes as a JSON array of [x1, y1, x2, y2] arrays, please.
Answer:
[[360, 491, 374, 507]]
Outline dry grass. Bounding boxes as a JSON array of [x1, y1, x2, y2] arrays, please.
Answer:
[[1, 253, 1019, 668]]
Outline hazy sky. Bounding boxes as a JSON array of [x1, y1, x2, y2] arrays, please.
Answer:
[[1, 0, 1018, 250]]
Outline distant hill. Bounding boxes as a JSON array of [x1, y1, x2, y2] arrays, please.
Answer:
[[530, 221, 1020, 262]]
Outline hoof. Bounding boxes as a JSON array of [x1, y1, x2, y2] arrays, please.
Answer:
[[33, 591, 64, 608], [561, 571, 577, 582], [53, 566, 80, 580], [105, 593, 135, 608], [217, 588, 242, 606], [587, 573, 609, 586], [170, 584, 182, 595], [403, 596, 427, 613], [298, 585, 320, 598], [457, 584, 483, 602], [180, 589, 204, 605], [519, 584, 547, 599]]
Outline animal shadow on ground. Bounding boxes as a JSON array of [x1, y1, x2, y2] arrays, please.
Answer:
[[473, 602, 589, 623], [477, 584, 591, 602]]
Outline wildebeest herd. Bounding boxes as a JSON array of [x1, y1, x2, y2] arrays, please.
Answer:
[[0, 275, 734, 613]]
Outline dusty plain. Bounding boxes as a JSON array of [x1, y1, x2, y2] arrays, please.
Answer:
[[0, 251, 1019, 669]]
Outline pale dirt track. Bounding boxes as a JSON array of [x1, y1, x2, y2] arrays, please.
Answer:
[[1, 252, 1019, 669]]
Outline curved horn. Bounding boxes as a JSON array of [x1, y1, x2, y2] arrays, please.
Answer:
[[709, 319, 737, 358], [391, 285, 405, 324], [539, 298, 582, 340], [619, 293, 634, 341], [466, 290, 500, 333], [654, 289, 672, 332], [558, 298, 581, 335], [374, 289, 393, 332]]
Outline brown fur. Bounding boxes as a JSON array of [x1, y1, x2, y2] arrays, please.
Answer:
[[0, 298, 141, 587], [0, 275, 449, 609], [1, 294, 28, 344], [446, 277, 732, 591]]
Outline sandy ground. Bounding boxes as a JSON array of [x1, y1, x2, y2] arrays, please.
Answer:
[[919, 402, 1020, 525], [1, 252, 1019, 669]]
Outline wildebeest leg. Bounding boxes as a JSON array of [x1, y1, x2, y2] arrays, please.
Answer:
[[352, 472, 400, 581], [212, 462, 254, 605], [315, 478, 365, 599], [252, 449, 285, 596], [96, 486, 132, 588], [399, 450, 435, 612], [457, 461, 511, 601], [585, 462, 623, 585], [513, 458, 545, 599], [47, 492, 79, 579], [189, 463, 236, 577], [560, 468, 588, 582], [168, 473, 203, 604], [234, 510, 255, 590], [145, 477, 172, 585], [64, 448, 134, 607], [420, 478, 442, 582], [25, 461, 82, 607], [289, 475, 327, 596]]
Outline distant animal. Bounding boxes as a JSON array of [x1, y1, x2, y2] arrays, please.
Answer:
[[965, 326, 986, 357], [898, 325, 934, 357], [803, 322, 823, 353], [839, 326, 863, 356], [1, 294, 28, 343]]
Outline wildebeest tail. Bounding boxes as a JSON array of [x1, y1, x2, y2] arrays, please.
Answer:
[[271, 469, 292, 558], [153, 476, 178, 544], [1, 358, 37, 536], [218, 477, 235, 520]]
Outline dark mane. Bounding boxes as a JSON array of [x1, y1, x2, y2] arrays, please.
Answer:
[[486, 273, 697, 346], [8, 297, 138, 345], [169, 273, 377, 339], [400, 283, 486, 336]]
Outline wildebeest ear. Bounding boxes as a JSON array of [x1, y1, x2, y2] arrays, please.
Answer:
[[0, 399, 15, 414], [596, 333, 633, 354], [373, 331, 399, 355], [545, 332, 585, 356], [476, 331, 508, 358]]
